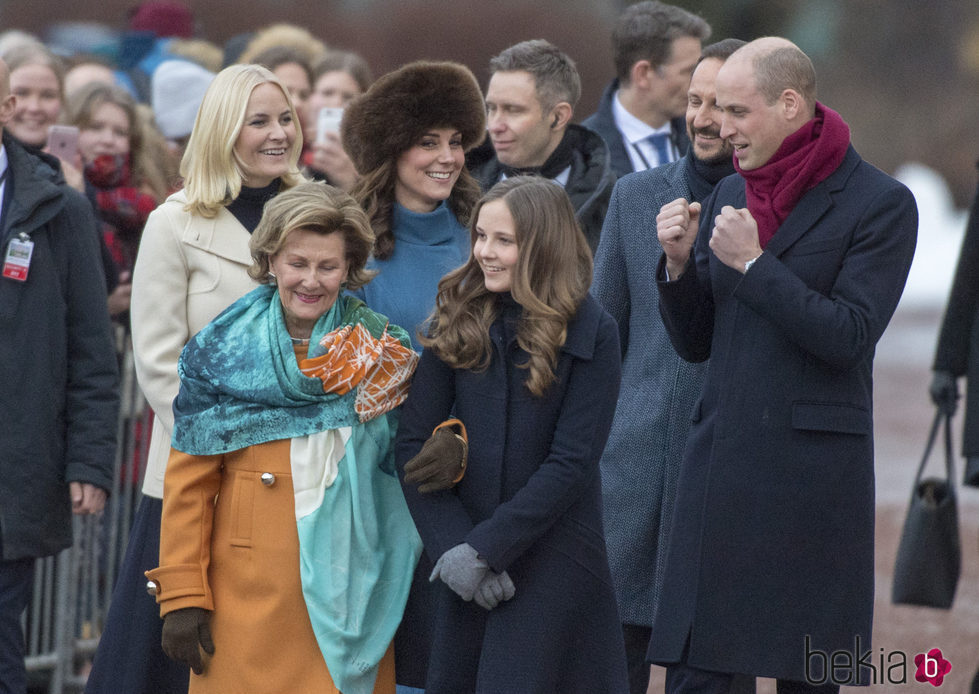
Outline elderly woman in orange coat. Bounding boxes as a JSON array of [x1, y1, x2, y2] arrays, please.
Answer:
[[146, 182, 421, 694]]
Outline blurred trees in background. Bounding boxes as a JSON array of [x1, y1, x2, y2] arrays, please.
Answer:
[[2, 0, 977, 203]]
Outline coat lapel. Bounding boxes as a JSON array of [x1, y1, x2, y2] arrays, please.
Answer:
[[764, 146, 860, 257], [182, 204, 253, 266]]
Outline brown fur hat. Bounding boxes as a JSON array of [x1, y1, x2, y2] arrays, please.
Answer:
[[341, 60, 486, 174]]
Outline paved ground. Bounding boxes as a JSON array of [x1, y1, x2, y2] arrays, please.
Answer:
[[646, 303, 979, 693]]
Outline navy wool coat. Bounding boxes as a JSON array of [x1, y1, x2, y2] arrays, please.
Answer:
[[648, 146, 918, 682], [592, 157, 709, 628], [396, 293, 629, 694]]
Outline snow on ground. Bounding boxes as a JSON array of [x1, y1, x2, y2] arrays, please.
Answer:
[[894, 162, 971, 310]]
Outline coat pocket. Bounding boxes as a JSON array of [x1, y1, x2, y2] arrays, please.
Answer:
[[791, 401, 871, 435], [690, 397, 703, 423], [227, 471, 255, 548], [789, 236, 846, 256]]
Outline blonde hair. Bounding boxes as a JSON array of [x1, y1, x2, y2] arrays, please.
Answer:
[[67, 81, 169, 200], [179, 64, 304, 218], [422, 176, 592, 396], [2, 43, 65, 97], [238, 24, 327, 66], [248, 180, 375, 290]]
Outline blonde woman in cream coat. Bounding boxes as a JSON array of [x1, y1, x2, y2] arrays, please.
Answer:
[[84, 63, 304, 694]]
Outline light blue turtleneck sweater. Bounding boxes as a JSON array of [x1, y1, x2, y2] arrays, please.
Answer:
[[350, 201, 470, 351]]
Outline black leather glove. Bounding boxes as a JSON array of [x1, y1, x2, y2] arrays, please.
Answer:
[[929, 370, 959, 416], [404, 419, 468, 493], [429, 543, 488, 601], [474, 570, 516, 610], [161, 607, 214, 675]]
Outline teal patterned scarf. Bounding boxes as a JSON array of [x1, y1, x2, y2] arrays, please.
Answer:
[[172, 284, 412, 454]]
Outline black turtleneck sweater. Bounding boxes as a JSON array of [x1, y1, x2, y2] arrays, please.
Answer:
[[226, 179, 282, 233]]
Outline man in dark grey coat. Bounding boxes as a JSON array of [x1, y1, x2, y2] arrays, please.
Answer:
[[0, 58, 118, 692], [592, 38, 744, 694], [652, 38, 917, 692]]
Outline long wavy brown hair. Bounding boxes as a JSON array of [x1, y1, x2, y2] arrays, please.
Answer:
[[350, 159, 480, 261], [421, 176, 592, 396]]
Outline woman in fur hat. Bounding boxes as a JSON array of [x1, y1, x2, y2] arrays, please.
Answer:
[[342, 60, 485, 352], [340, 60, 485, 692]]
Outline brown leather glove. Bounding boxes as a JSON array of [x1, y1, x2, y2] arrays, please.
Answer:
[[404, 418, 468, 493], [161, 606, 214, 675]]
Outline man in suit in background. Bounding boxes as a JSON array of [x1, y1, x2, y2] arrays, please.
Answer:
[[592, 37, 745, 694], [584, 1, 711, 178], [650, 37, 917, 693]]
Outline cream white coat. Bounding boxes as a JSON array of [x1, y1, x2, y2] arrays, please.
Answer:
[[131, 190, 258, 497]]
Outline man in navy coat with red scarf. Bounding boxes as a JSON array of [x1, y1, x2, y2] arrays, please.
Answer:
[[650, 37, 917, 693]]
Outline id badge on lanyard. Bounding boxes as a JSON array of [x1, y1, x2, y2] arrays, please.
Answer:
[[3, 233, 34, 282]]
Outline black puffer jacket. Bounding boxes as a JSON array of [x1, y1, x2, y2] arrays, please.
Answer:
[[467, 124, 616, 253]]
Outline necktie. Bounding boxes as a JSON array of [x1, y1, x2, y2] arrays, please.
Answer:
[[647, 133, 671, 165]]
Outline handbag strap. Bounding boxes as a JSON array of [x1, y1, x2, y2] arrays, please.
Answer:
[[913, 409, 955, 487]]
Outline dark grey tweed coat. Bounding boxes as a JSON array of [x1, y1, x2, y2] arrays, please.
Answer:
[[590, 154, 709, 627]]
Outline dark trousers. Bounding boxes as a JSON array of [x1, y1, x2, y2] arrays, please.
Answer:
[[623, 623, 653, 694], [84, 496, 188, 694], [0, 547, 35, 694], [665, 663, 838, 694]]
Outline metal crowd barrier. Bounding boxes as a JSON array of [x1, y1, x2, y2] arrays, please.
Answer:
[[23, 329, 150, 693]]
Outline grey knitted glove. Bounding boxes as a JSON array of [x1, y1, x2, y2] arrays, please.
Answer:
[[474, 570, 516, 610], [429, 543, 489, 602]]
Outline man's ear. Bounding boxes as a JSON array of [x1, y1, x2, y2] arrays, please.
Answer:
[[779, 88, 803, 121], [629, 60, 655, 89], [548, 102, 573, 130], [0, 94, 15, 127]]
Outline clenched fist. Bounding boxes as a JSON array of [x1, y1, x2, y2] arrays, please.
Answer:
[[656, 198, 700, 279], [708, 206, 763, 273]]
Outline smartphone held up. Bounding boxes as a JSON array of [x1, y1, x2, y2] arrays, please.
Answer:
[[47, 125, 79, 163], [316, 107, 343, 143]]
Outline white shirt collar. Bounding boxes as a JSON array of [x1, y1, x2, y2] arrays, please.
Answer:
[[612, 90, 672, 145]]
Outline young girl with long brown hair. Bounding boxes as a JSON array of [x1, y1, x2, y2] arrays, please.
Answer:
[[396, 176, 630, 693]]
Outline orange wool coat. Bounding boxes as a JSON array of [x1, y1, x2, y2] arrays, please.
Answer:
[[148, 438, 395, 694]]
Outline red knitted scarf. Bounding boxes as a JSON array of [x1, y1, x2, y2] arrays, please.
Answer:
[[735, 102, 850, 249]]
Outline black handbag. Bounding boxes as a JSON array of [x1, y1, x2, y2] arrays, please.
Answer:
[[891, 409, 961, 608]]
